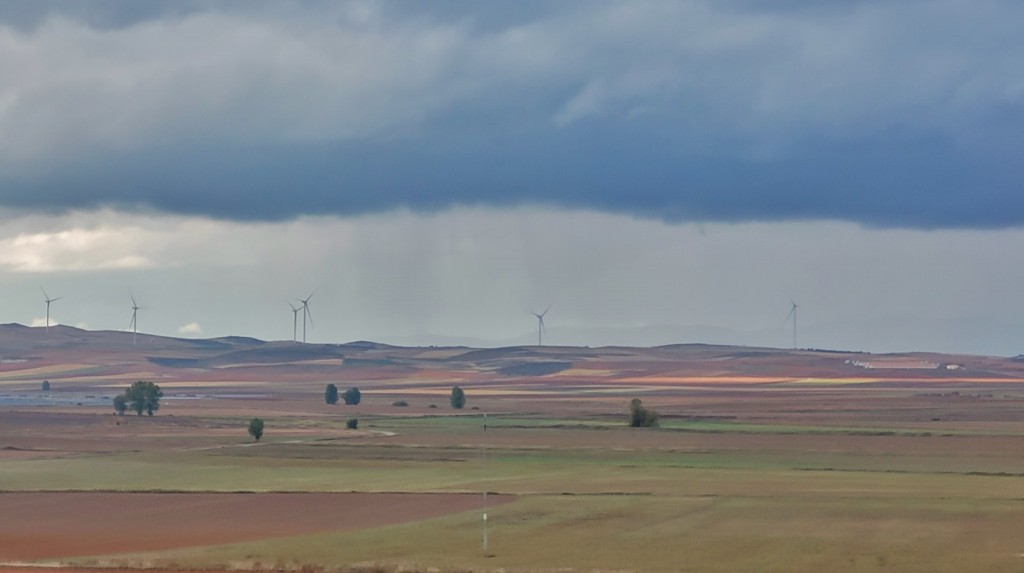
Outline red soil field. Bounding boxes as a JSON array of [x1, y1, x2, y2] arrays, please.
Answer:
[[0, 492, 507, 561], [0, 569, 187, 573]]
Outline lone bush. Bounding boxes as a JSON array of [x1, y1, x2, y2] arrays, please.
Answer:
[[346, 418, 359, 430], [392, 400, 409, 407], [325, 383, 339, 405], [450, 385, 466, 409], [343, 387, 361, 405], [628, 398, 659, 428], [41, 380, 50, 392], [248, 417, 264, 441]]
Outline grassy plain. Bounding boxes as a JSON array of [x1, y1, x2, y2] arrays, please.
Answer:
[[135, 494, 1024, 573], [4, 410, 1024, 572], [5, 338, 1024, 572]]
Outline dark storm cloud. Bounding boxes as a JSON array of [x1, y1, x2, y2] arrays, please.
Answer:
[[0, 0, 200, 30], [1, 0, 1022, 228]]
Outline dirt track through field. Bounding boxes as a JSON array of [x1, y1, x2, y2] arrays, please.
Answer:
[[0, 492, 508, 561]]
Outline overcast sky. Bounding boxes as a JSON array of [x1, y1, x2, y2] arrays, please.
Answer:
[[2, 1, 1023, 355]]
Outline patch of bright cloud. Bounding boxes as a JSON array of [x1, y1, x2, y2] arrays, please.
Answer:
[[178, 321, 202, 336], [0, 209, 274, 273], [0, 227, 154, 273]]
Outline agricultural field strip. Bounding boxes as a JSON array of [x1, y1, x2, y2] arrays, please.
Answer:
[[371, 414, 1022, 437], [6, 466, 1023, 503], [0, 366, 128, 382], [214, 445, 1024, 478], [5, 438, 1023, 494], [10, 410, 1003, 440], [103, 381, 271, 388], [0, 491, 509, 565]]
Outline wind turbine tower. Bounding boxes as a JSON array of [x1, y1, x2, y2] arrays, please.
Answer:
[[129, 295, 141, 346], [297, 293, 314, 343], [41, 288, 61, 333], [289, 303, 300, 343], [784, 300, 798, 350], [532, 308, 549, 346]]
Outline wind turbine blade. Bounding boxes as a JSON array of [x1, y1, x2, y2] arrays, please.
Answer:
[[305, 305, 314, 328], [783, 306, 796, 327]]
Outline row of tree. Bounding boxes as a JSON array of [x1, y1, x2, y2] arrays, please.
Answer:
[[109, 380, 468, 417], [325, 384, 361, 405], [324, 384, 468, 409]]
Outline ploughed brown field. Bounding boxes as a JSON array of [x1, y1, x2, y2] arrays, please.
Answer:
[[4, 324, 1024, 572], [0, 492, 508, 561]]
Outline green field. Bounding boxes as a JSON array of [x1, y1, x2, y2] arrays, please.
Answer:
[[106, 494, 1024, 573], [6, 411, 1024, 572]]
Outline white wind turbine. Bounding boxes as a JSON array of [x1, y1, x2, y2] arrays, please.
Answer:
[[783, 299, 798, 350], [289, 303, 300, 343], [297, 293, 314, 343], [532, 308, 549, 346], [129, 295, 142, 345], [41, 288, 61, 333]]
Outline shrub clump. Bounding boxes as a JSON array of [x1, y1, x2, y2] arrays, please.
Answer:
[[346, 418, 359, 430], [343, 387, 361, 405], [248, 417, 265, 441], [392, 400, 409, 407], [628, 398, 659, 428]]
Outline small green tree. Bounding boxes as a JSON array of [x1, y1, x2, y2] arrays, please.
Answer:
[[325, 383, 339, 405], [248, 417, 264, 441], [628, 398, 659, 428], [124, 380, 163, 416], [41, 380, 50, 392], [343, 387, 361, 405], [113, 394, 128, 416], [450, 385, 466, 409], [346, 417, 359, 429]]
